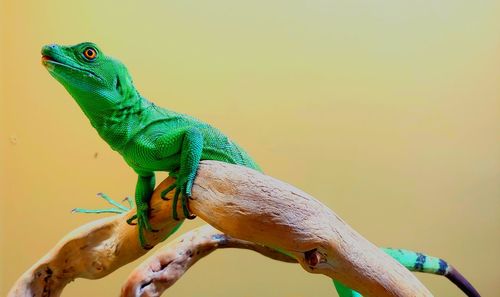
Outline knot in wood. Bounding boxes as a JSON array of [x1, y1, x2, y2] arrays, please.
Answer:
[[304, 249, 322, 267]]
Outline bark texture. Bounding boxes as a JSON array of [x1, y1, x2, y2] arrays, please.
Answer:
[[121, 224, 296, 297]]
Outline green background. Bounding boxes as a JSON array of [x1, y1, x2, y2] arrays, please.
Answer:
[[1, 1, 499, 296]]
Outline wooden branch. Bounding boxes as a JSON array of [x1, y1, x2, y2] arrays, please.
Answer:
[[121, 224, 297, 297], [8, 160, 432, 297], [7, 180, 184, 297], [189, 161, 432, 297]]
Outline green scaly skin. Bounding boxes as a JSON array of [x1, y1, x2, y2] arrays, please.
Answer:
[[41, 42, 480, 297]]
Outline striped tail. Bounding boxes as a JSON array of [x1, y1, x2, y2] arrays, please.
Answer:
[[382, 248, 481, 297]]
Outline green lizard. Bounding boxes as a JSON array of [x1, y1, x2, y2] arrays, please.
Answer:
[[41, 42, 480, 297], [42, 41, 260, 248]]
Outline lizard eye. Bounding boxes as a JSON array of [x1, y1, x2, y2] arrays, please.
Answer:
[[83, 47, 97, 60]]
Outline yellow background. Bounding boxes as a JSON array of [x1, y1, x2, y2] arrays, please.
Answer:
[[1, 1, 499, 296]]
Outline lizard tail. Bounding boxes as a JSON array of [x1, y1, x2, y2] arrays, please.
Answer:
[[382, 248, 481, 297]]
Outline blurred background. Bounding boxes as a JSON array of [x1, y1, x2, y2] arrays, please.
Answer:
[[1, 0, 499, 296]]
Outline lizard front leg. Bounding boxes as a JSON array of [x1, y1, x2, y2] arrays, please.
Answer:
[[160, 127, 204, 220], [127, 173, 156, 249]]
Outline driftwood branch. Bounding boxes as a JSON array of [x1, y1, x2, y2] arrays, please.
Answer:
[[8, 160, 432, 297], [121, 224, 296, 297]]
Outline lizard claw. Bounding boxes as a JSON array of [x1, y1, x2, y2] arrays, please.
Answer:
[[127, 212, 159, 231], [122, 196, 134, 208], [183, 179, 196, 219], [160, 183, 176, 201], [126, 214, 138, 225], [181, 190, 196, 220]]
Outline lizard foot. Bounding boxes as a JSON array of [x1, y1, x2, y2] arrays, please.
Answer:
[[161, 177, 196, 221], [72, 192, 132, 215], [135, 203, 158, 249]]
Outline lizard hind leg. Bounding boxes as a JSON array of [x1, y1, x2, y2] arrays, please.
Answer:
[[72, 192, 131, 215]]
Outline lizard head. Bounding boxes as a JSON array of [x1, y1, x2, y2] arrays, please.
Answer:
[[41, 42, 135, 115]]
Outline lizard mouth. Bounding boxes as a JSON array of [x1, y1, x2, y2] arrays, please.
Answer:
[[41, 55, 55, 64], [41, 51, 64, 67], [41, 53, 101, 81]]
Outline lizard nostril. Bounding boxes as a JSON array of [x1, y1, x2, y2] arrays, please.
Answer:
[[42, 44, 56, 55]]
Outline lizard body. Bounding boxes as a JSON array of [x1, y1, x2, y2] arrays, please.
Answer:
[[42, 42, 259, 246], [41, 42, 479, 297]]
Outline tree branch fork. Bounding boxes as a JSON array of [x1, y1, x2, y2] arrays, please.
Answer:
[[8, 161, 432, 297]]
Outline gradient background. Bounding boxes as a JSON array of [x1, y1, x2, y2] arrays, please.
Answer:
[[1, 1, 499, 296]]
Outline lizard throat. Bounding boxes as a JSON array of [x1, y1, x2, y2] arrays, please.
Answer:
[[93, 94, 149, 152]]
